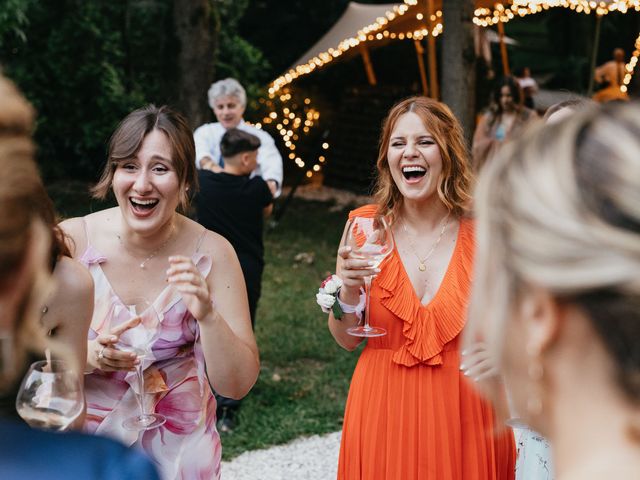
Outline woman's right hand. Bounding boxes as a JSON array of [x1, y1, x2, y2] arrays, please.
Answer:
[[87, 317, 141, 372], [337, 245, 379, 301]]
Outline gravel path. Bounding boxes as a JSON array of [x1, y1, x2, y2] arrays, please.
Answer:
[[221, 431, 341, 479]]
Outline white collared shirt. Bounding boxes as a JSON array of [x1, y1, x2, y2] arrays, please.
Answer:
[[193, 121, 283, 197]]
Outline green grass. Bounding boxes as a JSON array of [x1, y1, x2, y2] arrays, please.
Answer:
[[48, 182, 362, 460]]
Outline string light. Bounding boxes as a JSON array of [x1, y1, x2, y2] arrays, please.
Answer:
[[621, 31, 640, 93], [265, 0, 640, 178], [474, 1, 640, 27], [260, 88, 328, 179]]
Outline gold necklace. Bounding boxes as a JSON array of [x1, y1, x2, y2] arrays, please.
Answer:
[[116, 224, 176, 269], [401, 214, 450, 272]]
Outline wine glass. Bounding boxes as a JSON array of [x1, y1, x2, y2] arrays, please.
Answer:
[[342, 215, 395, 337], [16, 360, 84, 431], [113, 297, 166, 431]]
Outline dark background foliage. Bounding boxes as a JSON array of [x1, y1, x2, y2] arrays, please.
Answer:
[[1, 0, 639, 184]]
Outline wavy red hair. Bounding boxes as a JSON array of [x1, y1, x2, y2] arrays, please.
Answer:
[[372, 96, 473, 219]]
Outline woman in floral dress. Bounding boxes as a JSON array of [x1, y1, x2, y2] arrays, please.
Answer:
[[61, 105, 259, 479]]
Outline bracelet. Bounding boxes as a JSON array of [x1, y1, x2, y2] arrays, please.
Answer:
[[336, 288, 365, 320]]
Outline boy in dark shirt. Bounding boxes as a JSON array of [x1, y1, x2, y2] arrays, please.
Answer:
[[196, 128, 273, 325], [195, 128, 273, 432]]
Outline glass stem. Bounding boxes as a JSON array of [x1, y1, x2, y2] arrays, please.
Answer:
[[135, 363, 147, 417], [363, 275, 373, 331]]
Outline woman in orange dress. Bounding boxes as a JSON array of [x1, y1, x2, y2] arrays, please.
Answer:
[[327, 96, 516, 479]]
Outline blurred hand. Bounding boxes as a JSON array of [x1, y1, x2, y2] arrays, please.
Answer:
[[460, 342, 499, 382]]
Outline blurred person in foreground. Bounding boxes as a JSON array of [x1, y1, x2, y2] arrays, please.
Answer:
[[0, 73, 159, 480], [327, 96, 515, 479], [193, 77, 283, 197], [472, 76, 537, 172], [61, 104, 259, 479], [195, 128, 273, 433], [466, 101, 640, 479]]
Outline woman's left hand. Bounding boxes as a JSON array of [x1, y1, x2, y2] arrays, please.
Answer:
[[166, 255, 214, 322]]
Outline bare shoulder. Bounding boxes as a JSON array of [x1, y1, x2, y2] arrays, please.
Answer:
[[59, 208, 117, 256], [54, 256, 94, 299], [181, 217, 238, 266]]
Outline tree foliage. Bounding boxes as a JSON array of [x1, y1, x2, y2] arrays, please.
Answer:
[[0, 0, 269, 181]]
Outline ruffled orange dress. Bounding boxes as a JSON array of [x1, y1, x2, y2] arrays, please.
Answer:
[[337, 205, 515, 480]]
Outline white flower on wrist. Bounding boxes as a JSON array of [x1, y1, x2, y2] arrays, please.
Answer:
[[316, 292, 335, 311], [316, 274, 345, 318], [323, 276, 343, 294]]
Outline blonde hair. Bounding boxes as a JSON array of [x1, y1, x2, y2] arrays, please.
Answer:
[[471, 102, 640, 400], [372, 96, 473, 220]]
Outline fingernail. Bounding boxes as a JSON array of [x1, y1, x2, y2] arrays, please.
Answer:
[[459, 364, 466, 370], [109, 336, 117, 342], [461, 349, 468, 355], [374, 268, 381, 273]]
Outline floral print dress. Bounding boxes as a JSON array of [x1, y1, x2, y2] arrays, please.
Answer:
[[80, 243, 221, 480]]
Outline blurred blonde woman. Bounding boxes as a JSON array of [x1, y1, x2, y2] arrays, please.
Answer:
[[0, 72, 159, 479], [467, 102, 640, 479]]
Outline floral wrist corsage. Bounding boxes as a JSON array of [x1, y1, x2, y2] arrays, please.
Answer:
[[316, 275, 365, 321], [316, 274, 344, 319]]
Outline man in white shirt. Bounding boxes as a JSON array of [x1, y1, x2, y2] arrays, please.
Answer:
[[194, 78, 283, 196]]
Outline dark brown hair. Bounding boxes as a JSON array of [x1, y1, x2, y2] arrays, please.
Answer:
[[92, 105, 198, 211], [372, 96, 473, 219], [220, 128, 261, 159]]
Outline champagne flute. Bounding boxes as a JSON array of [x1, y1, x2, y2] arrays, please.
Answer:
[[16, 360, 84, 431], [114, 297, 166, 431], [343, 215, 394, 337]]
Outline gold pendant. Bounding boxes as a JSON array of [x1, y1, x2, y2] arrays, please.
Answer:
[[418, 263, 426, 272]]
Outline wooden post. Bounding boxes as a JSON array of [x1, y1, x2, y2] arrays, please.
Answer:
[[497, 20, 511, 76], [587, 15, 602, 96], [414, 39, 429, 96], [359, 43, 377, 86], [426, 0, 439, 99]]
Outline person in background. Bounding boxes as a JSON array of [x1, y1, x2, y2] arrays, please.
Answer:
[[472, 76, 537, 172], [194, 77, 283, 197], [327, 96, 515, 479], [0, 72, 159, 480], [195, 128, 273, 433], [593, 48, 629, 103], [514, 66, 538, 110], [61, 105, 259, 479], [467, 101, 640, 479]]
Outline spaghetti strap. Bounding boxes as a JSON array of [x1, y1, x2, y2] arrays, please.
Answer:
[[194, 228, 207, 254], [81, 216, 91, 248]]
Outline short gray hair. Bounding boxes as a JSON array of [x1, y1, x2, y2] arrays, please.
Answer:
[[207, 78, 246, 108]]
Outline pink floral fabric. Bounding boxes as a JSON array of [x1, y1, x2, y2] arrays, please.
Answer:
[[81, 245, 221, 480]]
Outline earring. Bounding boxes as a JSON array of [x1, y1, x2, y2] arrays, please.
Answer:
[[526, 342, 544, 417]]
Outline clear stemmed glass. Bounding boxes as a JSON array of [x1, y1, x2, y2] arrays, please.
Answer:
[[16, 360, 84, 431], [114, 297, 166, 431], [342, 215, 395, 337]]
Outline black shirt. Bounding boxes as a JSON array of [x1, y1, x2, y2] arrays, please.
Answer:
[[195, 171, 273, 266]]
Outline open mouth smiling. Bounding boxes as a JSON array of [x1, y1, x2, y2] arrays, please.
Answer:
[[130, 197, 159, 213], [402, 165, 427, 181]]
